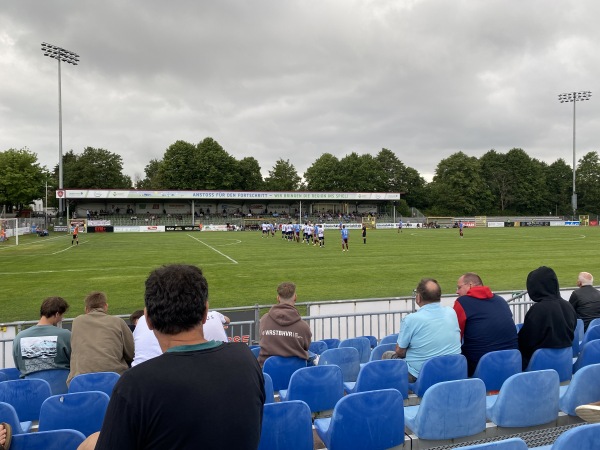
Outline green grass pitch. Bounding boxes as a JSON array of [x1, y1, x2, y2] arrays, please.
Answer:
[[0, 226, 597, 322]]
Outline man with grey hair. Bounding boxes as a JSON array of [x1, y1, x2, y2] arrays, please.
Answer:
[[569, 272, 600, 331], [258, 282, 312, 366]]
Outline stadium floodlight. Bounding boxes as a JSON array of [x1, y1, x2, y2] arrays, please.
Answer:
[[41, 42, 80, 218], [558, 91, 592, 218]]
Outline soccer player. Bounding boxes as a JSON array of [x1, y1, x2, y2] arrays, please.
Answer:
[[398, 220, 403, 233], [318, 224, 324, 247], [459, 220, 464, 238], [341, 225, 349, 252], [72, 224, 79, 246], [362, 224, 367, 244]]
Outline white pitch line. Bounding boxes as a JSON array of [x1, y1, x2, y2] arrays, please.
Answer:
[[187, 234, 238, 264]]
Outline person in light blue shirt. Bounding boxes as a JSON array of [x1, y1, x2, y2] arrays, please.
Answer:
[[384, 278, 461, 381], [341, 225, 349, 251]]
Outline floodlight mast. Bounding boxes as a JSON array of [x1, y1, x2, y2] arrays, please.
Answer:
[[41, 42, 79, 217], [558, 91, 592, 218]]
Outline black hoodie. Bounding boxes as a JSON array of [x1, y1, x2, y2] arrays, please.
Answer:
[[518, 266, 577, 368]]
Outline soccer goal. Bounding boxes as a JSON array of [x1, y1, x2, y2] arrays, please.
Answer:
[[424, 216, 454, 228], [0, 218, 19, 246]]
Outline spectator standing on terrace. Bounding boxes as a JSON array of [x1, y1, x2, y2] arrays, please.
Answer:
[[383, 278, 461, 382], [341, 224, 349, 251], [13, 296, 71, 376], [518, 266, 577, 369], [79, 264, 264, 450], [67, 291, 134, 385], [453, 273, 518, 376], [258, 282, 312, 366], [203, 310, 230, 342], [569, 272, 600, 331]]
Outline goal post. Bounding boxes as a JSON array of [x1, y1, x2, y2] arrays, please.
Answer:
[[0, 218, 19, 246], [425, 216, 454, 228], [69, 219, 87, 234]]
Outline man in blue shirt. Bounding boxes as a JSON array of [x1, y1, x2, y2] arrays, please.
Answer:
[[384, 278, 461, 381], [341, 225, 349, 252]]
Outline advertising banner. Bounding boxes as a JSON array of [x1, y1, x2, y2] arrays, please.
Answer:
[[165, 225, 202, 232]]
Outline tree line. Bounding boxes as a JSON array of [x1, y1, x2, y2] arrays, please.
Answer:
[[2, 137, 600, 216]]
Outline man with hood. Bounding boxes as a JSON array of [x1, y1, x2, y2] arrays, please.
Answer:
[[518, 266, 577, 369], [454, 272, 518, 376], [258, 282, 311, 366]]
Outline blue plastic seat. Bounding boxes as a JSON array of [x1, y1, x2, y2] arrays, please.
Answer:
[[279, 365, 344, 415], [526, 347, 573, 382], [11, 429, 86, 450], [25, 369, 69, 395], [318, 347, 360, 382], [573, 339, 600, 373], [314, 388, 405, 450], [404, 378, 487, 440], [472, 349, 522, 392], [357, 335, 378, 348], [308, 340, 328, 355], [322, 338, 340, 349], [257, 400, 313, 450], [0, 378, 52, 422], [344, 359, 408, 398], [368, 343, 396, 362], [263, 356, 307, 392], [263, 372, 275, 404], [251, 347, 261, 358], [587, 318, 600, 330], [68, 371, 120, 397], [581, 325, 600, 348], [542, 423, 600, 450], [38, 391, 110, 437], [515, 323, 523, 332], [0, 368, 20, 381], [452, 438, 528, 449], [486, 369, 559, 428], [0, 401, 32, 434], [379, 333, 398, 345], [559, 363, 600, 416], [339, 337, 372, 364], [573, 319, 584, 356], [408, 354, 468, 397]]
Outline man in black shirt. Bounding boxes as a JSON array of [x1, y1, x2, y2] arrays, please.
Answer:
[[569, 272, 600, 331]]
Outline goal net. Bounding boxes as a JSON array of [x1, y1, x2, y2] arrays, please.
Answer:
[[0, 218, 19, 246]]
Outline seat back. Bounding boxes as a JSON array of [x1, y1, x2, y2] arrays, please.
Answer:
[[0, 401, 28, 434], [327, 389, 405, 450], [588, 318, 600, 330], [379, 333, 398, 345], [318, 347, 360, 382], [487, 369, 559, 427], [573, 319, 585, 356], [263, 372, 275, 404], [581, 325, 600, 347], [353, 359, 408, 398], [357, 335, 378, 348], [0, 378, 52, 421], [0, 368, 20, 381], [408, 354, 468, 397], [559, 363, 600, 416], [369, 343, 396, 361], [285, 365, 344, 414], [11, 429, 86, 450], [322, 338, 340, 349], [25, 369, 70, 395], [408, 378, 487, 440], [38, 391, 110, 437], [526, 347, 573, 382], [472, 349, 522, 392], [573, 339, 600, 373], [308, 341, 328, 355], [68, 371, 120, 397], [451, 438, 528, 449], [339, 337, 372, 364], [257, 400, 313, 450], [263, 356, 307, 391], [550, 423, 600, 450], [251, 347, 261, 358]]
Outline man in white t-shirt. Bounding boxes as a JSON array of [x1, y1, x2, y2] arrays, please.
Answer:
[[203, 311, 230, 342], [132, 314, 162, 367]]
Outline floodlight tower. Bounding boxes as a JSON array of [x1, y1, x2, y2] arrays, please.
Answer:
[[558, 91, 592, 218], [41, 42, 79, 217]]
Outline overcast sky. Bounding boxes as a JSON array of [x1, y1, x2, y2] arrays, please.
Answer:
[[1, 0, 599, 184]]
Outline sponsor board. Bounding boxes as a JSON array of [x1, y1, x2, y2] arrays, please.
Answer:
[[140, 226, 165, 233], [87, 226, 114, 233], [165, 225, 202, 232], [202, 224, 230, 232], [114, 226, 142, 233], [487, 222, 505, 228], [54, 226, 69, 232], [88, 220, 112, 226], [565, 221, 581, 226]]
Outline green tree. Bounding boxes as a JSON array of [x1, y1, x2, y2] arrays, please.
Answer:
[[304, 153, 342, 191], [544, 158, 572, 216], [195, 138, 240, 190], [338, 152, 385, 192], [375, 148, 428, 209], [136, 159, 164, 190], [264, 159, 301, 191], [0, 148, 47, 210], [158, 140, 198, 189], [503, 148, 546, 214], [237, 157, 264, 190], [61, 147, 132, 189], [480, 150, 513, 213], [576, 151, 600, 215]]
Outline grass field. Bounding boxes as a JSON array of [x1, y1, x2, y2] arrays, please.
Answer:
[[0, 226, 598, 322]]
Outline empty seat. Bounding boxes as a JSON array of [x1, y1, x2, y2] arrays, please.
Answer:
[[25, 369, 69, 395], [0, 368, 20, 381], [540, 423, 600, 450], [486, 369, 559, 428], [357, 335, 378, 348], [559, 363, 600, 416], [38, 391, 110, 437], [573, 340, 600, 373], [251, 347, 261, 358], [322, 338, 340, 349], [0, 401, 32, 434], [404, 378, 487, 440], [11, 429, 86, 450], [257, 400, 313, 450], [279, 365, 344, 415], [408, 354, 468, 397], [68, 371, 120, 397], [308, 340, 328, 355], [263, 356, 307, 392], [472, 349, 522, 392], [368, 343, 396, 362], [318, 347, 360, 383], [573, 319, 584, 356], [526, 347, 573, 382], [343, 359, 408, 398], [314, 388, 405, 450], [263, 372, 275, 404], [452, 438, 528, 449], [379, 333, 399, 345], [0, 378, 52, 422], [587, 318, 600, 330], [339, 337, 372, 364], [581, 325, 600, 348]]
